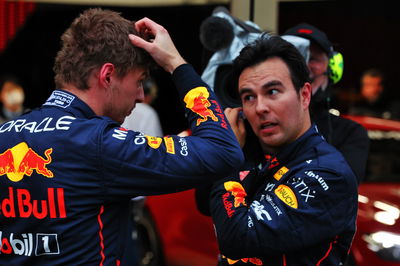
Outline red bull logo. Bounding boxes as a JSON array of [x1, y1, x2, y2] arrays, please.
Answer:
[[224, 181, 247, 207], [222, 255, 263, 265], [184, 87, 218, 126], [265, 154, 279, 169], [0, 142, 53, 182]]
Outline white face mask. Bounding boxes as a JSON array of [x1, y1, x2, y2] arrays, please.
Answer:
[[4, 90, 25, 106]]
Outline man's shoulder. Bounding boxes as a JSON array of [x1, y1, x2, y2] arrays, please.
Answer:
[[303, 132, 353, 173]]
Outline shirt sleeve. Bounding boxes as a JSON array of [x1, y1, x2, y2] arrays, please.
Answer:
[[210, 167, 358, 260], [99, 64, 244, 198]]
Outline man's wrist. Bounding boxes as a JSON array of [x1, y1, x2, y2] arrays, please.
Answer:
[[167, 57, 187, 74]]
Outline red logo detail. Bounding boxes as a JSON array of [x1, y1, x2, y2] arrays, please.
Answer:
[[239, 170, 250, 181], [211, 100, 228, 129], [192, 93, 218, 126], [0, 150, 15, 175], [0, 143, 54, 182], [224, 181, 247, 208], [184, 87, 219, 126], [265, 154, 279, 169], [298, 28, 313, 34], [1, 187, 66, 219], [222, 192, 235, 218], [18, 148, 53, 177]]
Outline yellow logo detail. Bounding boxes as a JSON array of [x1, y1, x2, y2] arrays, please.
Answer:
[[274, 184, 298, 209], [183, 87, 218, 126], [163, 137, 175, 154], [222, 255, 263, 265], [273, 166, 289, 181], [224, 181, 247, 207], [146, 136, 163, 149]]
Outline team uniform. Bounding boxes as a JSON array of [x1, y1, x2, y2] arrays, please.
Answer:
[[0, 64, 244, 265], [210, 125, 358, 265]]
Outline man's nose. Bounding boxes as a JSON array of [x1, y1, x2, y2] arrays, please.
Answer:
[[255, 97, 270, 114]]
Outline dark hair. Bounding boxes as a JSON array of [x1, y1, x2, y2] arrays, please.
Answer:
[[53, 8, 154, 90], [0, 74, 23, 92], [232, 34, 310, 93]]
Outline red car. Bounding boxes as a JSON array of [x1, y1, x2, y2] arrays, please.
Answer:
[[342, 116, 400, 266], [134, 115, 400, 266]]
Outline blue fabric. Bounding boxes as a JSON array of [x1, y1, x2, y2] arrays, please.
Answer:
[[211, 125, 358, 265]]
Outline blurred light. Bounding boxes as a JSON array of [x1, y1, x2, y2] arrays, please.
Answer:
[[373, 201, 400, 225], [371, 232, 400, 248], [328, 108, 340, 116], [363, 232, 400, 261], [358, 194, 369, 204]]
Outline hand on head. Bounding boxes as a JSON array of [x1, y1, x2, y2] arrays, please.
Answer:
[[224, 107, 246, 148], [129, 17, 186, 74]]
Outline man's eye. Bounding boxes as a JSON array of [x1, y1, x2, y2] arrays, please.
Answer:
[[268, 89, 279, 95], [242, 95, 255, 102]]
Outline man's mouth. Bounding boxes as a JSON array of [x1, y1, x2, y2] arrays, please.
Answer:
[[260, 122, 277, 129]]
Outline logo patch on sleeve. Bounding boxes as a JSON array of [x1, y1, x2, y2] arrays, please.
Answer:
[[183, 87, 218, 126], [163, 137, 175, 154], [273, 166, 289, 181], [146, 136, 162, 149], [274, 184, 298, 209]]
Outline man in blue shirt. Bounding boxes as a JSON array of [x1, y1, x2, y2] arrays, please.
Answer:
[[0, 8, 243, 265], [210, 36, 358, 265]]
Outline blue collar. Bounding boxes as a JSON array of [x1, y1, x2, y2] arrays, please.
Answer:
[[43, 90, 97, 119]]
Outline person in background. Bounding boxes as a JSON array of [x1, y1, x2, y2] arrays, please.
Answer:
[[122, 77, 163, 136], [284, 22, 369, 183], [0, 74, 28, 123], [348, 68, 400, 120], [0, 8, 243, 265], [210, 35, 358, 265]]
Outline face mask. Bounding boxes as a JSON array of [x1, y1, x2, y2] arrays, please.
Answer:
[[4, 90, 25, 106]]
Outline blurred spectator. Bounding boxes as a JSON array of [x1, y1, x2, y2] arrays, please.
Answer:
[[122, 78, 163, 136], [0, 74, 28, 123], [284, 23, 369, 183], [348, 68, 400, 120]]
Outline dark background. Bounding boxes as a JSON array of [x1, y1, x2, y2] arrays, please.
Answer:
[[278, 0, 400, 111], [0, 3, 224, 135], [1, 1, 399, 135]]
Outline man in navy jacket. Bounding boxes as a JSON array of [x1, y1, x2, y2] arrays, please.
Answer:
[[210, 36, 358, 265], [0, 9, 243, 265]]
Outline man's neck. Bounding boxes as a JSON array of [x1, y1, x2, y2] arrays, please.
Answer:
[[62, 85, 104, 117]]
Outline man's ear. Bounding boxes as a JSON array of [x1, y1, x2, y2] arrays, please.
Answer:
[[301, 82, 312, 109], [99, 63, 115, 87]]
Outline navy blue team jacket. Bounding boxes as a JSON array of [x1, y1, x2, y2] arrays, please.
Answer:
[[211, 125, 358, 265], [0, 64, 244, 265]]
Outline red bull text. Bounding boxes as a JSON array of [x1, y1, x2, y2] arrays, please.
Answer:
[[1, 187, 66, 219]]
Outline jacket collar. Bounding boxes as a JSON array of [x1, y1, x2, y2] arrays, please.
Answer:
[[43, 90, 97, 119], [262, 124, 322, 172]]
